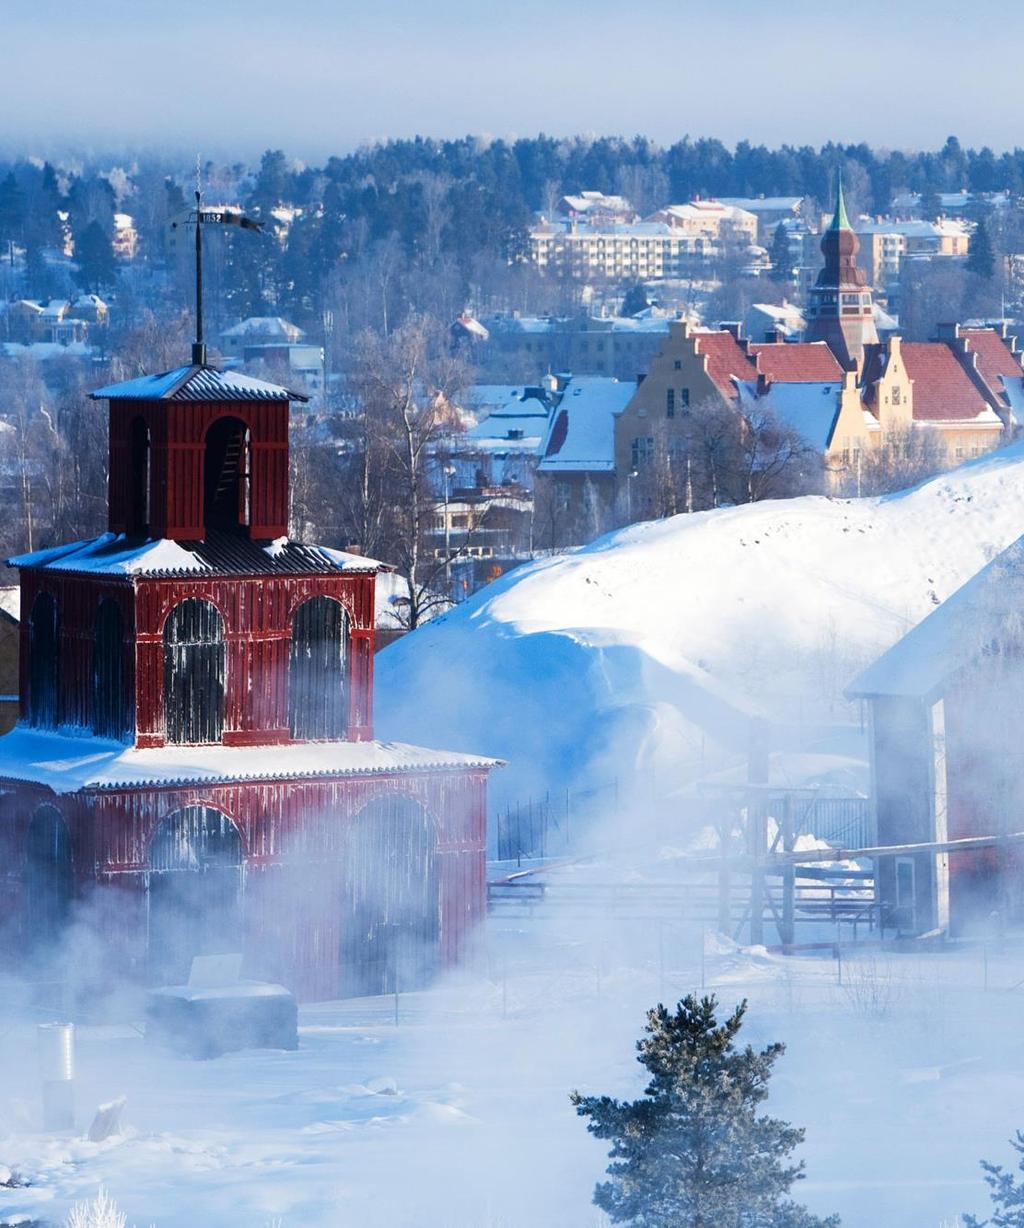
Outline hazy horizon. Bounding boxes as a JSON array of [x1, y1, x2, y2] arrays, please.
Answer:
[[4, 0, 1023, 163]]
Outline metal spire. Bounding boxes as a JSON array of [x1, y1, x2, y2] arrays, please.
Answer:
[[193, 155, 206, 366], [830, 170, 851, 232]]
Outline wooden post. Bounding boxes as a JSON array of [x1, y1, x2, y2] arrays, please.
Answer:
[[781, 794, 795, 949], [717, 814, 732, 935], [747, 718, 770, 947]]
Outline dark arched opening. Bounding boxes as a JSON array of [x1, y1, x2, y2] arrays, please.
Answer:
[[203, 416, 250, 534], [289, 597, 348, 740], [127, 416, 151, 536], [25, 805, 73, 954], [148, 805, 243, 984], [341, 794, 439, 997], [163, 599, 225, 745], [28, 591, 59, 728], [94, 599, 128, 738]]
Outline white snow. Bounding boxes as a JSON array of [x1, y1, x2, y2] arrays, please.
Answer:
[[376, 444, 1024, 805], [9, 535, 210, 577], [2, 932, 1022, 1227], [0, 727, 499, 792]]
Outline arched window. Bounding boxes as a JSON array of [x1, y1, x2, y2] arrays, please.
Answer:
[[28, 591, 59, 728], [127, 416, 151, 536], [204, 417, 250, 534], [163, 599, 225, 745], [94, 599, 127, 739], [148, 805, 242, 984], [341, 794, 438, 997], [25, 805, 73, 952], [289, 597, 347, 740]]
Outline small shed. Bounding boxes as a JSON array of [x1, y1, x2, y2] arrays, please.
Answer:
[[848, 537, 1024, 935]]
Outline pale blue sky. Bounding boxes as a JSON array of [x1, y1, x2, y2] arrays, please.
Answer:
[[4, 0, 1022, 157]]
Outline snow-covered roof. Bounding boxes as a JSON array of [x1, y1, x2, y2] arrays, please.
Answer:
[[736, 380, 842, 451], [1, 342, 97, 360], [90, 364, 309, 403], [720, 196, 803, 212], [466, 391, 551, 444], [221, 316, 305, 342], [9, 533, 384, 577], [537, 377, 636, 473], [0, 727, 501, 793], [848, 536, 1024, 702]]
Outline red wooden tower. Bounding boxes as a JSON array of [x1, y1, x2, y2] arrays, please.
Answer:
[[0, 356, 496, 1001]]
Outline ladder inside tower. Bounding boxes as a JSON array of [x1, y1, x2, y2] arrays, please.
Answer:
[[204, 419, 250, 534]]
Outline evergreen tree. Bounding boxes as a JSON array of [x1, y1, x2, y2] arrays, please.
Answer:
[[919, 185, 943, 221], [965, 1132, 1024, 1226], [622, 281, 650, 317], [571, 994, 839, 1228], [769, 222, 793, 283], [0, 170, 25, 249], [73, 220, 118, 291], [967, 216, 996, 280]]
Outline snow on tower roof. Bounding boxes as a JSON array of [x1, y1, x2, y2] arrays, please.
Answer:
[[90, 364, 309, 403], [0, 727, 502, 793], [8, 533, 385, 577]]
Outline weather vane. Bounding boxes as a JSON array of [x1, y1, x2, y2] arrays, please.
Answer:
[[171, 155, 264, 366]]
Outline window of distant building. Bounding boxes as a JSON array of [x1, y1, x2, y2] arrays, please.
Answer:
[[892, 387, 901, 405], [631, 436, 655, 468], [667, 389, 675, 418], [681, 388, 690, 408], [674, 359, 682, 370]]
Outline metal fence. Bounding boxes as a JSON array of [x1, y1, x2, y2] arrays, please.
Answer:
[[495, 779, 619, 863], [793, 796, 874, 850]]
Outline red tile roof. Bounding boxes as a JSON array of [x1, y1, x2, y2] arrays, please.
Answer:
[[694, 331, 757, 398], [750, 342, 844, 382], [900, 342, 994, 422], [961, 329, 1024, 401]]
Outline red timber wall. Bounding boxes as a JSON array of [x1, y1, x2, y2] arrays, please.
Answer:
[[943, 650, 1024, 924], [18, 570, 136, 731], [108, 398, 290, 540], [133, 571, 376, 746], [0, 768, 488, 1002]]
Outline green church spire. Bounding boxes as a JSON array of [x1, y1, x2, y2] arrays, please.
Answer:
[[830, 172, 851, 231]]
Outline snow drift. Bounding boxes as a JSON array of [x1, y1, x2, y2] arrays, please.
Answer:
[[376, 444, 1024, 809]]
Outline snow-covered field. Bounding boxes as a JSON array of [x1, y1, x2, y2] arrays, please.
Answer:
[[3, 922, 1024, 1227], [377, 445, 1024, 809]]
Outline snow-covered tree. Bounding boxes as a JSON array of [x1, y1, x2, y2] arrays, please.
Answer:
[[65, 1187, 127, 1228], [571, 994, 839, 1228]]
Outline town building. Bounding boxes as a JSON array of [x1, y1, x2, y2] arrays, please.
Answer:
[[854, 219, 970, 289], [480, 311, 672, 381], [0, 348, 497, 1001], [219, 316, 324, 394], [646, 201, 758, 246], [719, 195, 804, 242]]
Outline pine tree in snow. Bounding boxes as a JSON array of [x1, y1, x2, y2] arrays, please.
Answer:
[[571, 994, 839, 1227], [65, 1187, 127, 1228], [965, 1131, 1024, 1225]]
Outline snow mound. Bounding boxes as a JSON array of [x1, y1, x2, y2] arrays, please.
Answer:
[[376, 445, 1024, 807]]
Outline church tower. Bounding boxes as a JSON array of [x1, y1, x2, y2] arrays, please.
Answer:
[[0, 347, 496, 1001], [804, 179, 878, 371]]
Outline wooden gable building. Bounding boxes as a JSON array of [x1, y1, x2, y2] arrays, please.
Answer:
[[848, 538, 1024, 936], [0, 360, 497, 1001]]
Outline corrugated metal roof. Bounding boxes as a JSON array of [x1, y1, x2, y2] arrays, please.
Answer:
[[8, 532, 386, 577], [0, 728, 503, 794], [90, 364, 308, 403]]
